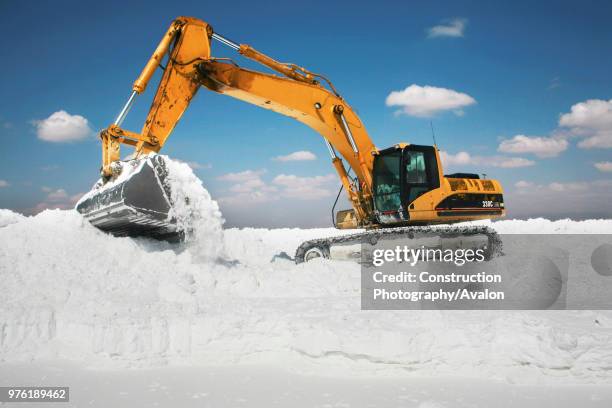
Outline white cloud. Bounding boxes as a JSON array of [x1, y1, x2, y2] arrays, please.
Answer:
[[514, 179, 612, 193], [559, 99, 612, 129], [514, 180, 534, 189], [217, 169, 336, 205], [217, 169, 277, 205], [558, 99, 612, 149], [497, 135, 569, 158], [494, 157, 537, 168], [229, 177, 276, 194], [578, 134, 612, 148], [273, 151, 317, 162], [509, 179, 612, 218], [548, 181, 594, 192], [440, 151, 535, 169], [33, 110, 93, 142], [500, 99, 612, 162], [45, 188, 69, 202], [0, 180, 9, 188], [386, 85, 476, 117], [427, 18, 467, 38], [218, 190, 277, 206], [272, 174, 336, 199], [218, 169, 266, 183], [439, 151, 472, 166], [33, 188, 83, 213], [192, 162, 212, 170], [594, 161, 612, 172]]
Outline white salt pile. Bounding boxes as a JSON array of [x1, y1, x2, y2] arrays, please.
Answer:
[[1, 157, 612, 384], [164, 155, 226, 261]]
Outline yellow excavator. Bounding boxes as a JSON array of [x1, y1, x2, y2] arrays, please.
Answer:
[[76, 16, 505, 262]]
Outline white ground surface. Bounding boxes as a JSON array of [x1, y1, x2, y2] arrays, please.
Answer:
[[3, 362, 612, 408], [2, 159, 612, 406]]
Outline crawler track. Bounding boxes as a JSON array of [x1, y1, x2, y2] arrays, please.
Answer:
[[294, 225, 503, 263]]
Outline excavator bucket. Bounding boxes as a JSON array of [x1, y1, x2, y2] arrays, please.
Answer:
[[76, 155, 182, 241]]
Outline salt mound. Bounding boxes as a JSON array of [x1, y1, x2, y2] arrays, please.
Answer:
[[0, 209, 25, 228], [2, 167, 612, 383], [163, 156, 225, 261], [75, 155, 226, 262]]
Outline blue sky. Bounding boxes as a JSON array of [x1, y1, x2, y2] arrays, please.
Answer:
[[0, 0, 611, 226]]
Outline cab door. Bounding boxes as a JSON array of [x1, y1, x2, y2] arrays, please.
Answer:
[[372, 149, 405, 224], [401, 145, 440, 212]]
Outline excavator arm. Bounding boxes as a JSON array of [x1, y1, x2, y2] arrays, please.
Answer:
[[101, 17, 211, 170], [101, 16, 376, 225]]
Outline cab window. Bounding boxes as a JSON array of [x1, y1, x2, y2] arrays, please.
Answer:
[[405, 151, 428, 184], [404, 148, 437, 205], [373, 151, 401, 212]]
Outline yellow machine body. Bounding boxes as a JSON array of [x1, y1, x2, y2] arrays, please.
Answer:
[[92, 16, 504, 235]]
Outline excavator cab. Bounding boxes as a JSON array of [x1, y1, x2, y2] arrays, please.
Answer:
[[371, 144, 505, 226], [372, 144, 441, 225]]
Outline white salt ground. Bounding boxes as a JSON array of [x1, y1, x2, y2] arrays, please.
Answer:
[[3, 361, 612, 408], [1, 156, 612, 393]]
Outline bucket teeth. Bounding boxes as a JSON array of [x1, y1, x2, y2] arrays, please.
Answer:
[[76, 156, 182, 241]]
